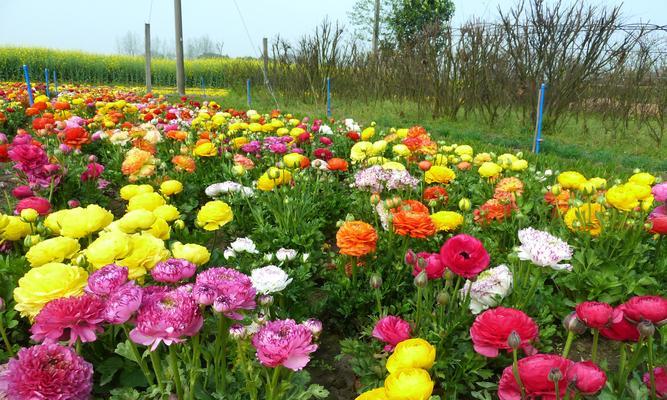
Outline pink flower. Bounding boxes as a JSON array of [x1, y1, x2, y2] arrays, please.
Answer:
[[151, 258, 197, 283], [15, 196, 51, 215], [498, 354, 573, 400], [319, 137, 333, 146], [567, 361, 607, 395], [600, 305, 640, 342], [2, 343, 93, 400], [411, 252, 446, 280], [623, 295, 667, 325], [80, 162, 104, 181], [30, 295, 105, 345], [653, 183, 667, 203], [130, 289, 203, 350], [193, 267, 256, 320], [575, 301, 622, 329], [269, 143, 288, 154], [372, 316, 412, 352], [104, 282, 143, 324], [644, 367, 667, 398], [86, 264, 128, 296], [470, 307, 538, 358], [439, 234, 490, 278], [9, 142, 49, 171], [252, 319, 318, 371], [11, 185, 33, 199]]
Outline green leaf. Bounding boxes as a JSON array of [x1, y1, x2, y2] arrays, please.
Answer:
[[97, 356, 124, 386]]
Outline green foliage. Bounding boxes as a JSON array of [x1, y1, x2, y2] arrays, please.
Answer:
[[388, 0, 455, 44]]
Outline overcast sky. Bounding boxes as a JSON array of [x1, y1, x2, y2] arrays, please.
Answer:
[[0, 0, 664, 57]]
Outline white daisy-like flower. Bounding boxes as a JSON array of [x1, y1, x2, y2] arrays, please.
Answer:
[[516, 227, 573, 271]]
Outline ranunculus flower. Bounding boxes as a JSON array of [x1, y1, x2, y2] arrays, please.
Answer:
[[462, 264, 513, 314], [372, 316, 412, 352], [103, 281, 143, 324], [11, 185, 33, 199], [252, 319, 318, 371], [470, 307, 538, 358], [498, 354, 573, 400], [3, 343, 93, 400], [649, 206, 667, 235], [410, 252, 446, 280], [623, 295, 667, 325], [193, 267, 256, 319], [30, 294, 105, 345], [516, 227, 573, 271], [25, 236, 80, 267], [127, 192, 166, 212], [171, 242, 211, 266], [644, 367, 667, 398], [653, 183, 667, 203], [250, 265, 293, 294], [15, 196, 51, 216], [439, 234, 490, 278], [386, 338, 436, 373], [80, 162, 104, 181], [196, 200, 233, 231], [336, 220, 378, 257], [356, 388, 388, 400], [60, 126, 89, 149], [576, 301, 623, 329], [567, 361, 607, 395], [151, 258, 197, 283], [86, 264, 129, 296], [384, 368, 434, 400], [600, 305, 640, 342]]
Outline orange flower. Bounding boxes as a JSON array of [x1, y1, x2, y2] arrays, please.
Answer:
[[327, 158, 348, 171], [423, 186, 448, 203], [495, 177, 524, 199], [172, 155, 196, 173], [233, 154, 255, 170], [336, 221, 378, 257], [391, 199, 429, 215], [473, 198, 516, 224], [392, 209, 436, 238], [132, 138, 156, 154], [545, 190, 571, 214], [60, 127, 90, 149], [166, 130, 187, 141], [54, 101, 70, 110]]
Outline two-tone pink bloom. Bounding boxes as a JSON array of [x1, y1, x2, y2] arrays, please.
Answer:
[[193, 267, 256, 320], [252, 319, 318, 371]]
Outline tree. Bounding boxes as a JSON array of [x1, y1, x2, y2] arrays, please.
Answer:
[[347, 0, 393, 44], [388, 0, 455, 44], [116, 31, 140, 56]]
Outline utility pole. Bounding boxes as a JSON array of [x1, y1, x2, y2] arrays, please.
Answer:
[[372, 0, 380, 58], [145, 23, 152, 93], [174, 0, 185, 95], [262, 37, 269, 84]]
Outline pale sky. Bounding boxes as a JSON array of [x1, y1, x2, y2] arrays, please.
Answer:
[[0, 0, 664, 57]]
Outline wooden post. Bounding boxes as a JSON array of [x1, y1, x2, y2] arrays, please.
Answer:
[[262, 37, 269, 83], [174, 0, 185, 95], [145, 23, 152, 93], [372, 0, 380, 57]]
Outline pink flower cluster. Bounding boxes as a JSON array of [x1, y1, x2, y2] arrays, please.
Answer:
[[8, 132, 62, 188], [193, 267, 256, 320]]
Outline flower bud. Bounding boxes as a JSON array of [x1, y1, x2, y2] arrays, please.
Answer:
[[173, 220, 185, 230], [231, 165, 245, 176], [436, 291, 449, 306], [303, 318, 323, 339], [20, 208, 39, 223], [258, 294, 274, 307], [67, 199, 80, 208], [548, 367, 562, 383], [370, 193, 381, 205], [229, 323, 247, 340], [414, 271, 428, 288], [370, 274, 383, 289], [507, 331, 521, 350], [638, 320, 655, 338], [416, 256, 428, 269], [551, 184, 562, 195], [458, 198, 471, 211], [404, 249, 416, 266], [563, 312, 587, 335]]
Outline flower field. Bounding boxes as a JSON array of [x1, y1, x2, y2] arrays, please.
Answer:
[[0, 81, 665, 400]]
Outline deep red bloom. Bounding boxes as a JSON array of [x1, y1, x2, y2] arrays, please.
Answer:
[[15, 196, 51, 215], [470, 307, 538, 358], [623, 295, 667, 325], [30, 295, 105, 345], [439, 234, 490, 278], [313, 147, 333, 161], [319, 137, 333, 146], [346, 131, 360, 141], [372, 315, 412, 352], [600, 305, 640, 342], [498, 354, 573, 400], [423, 185, 448, 202], [644, 367, 667, 398], [567, 361, 607, 395], [575, 301, 623, 329], [649, 206, 667, 235], [11, 185, 34, 199], [0, 144, 9, 162]]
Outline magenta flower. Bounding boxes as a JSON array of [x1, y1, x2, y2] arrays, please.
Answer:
[[372, 315, 412, 352], [130, 289, 203, 350], [2, 343, 93, 400], [653, 183, 667, 203], [86, 264, 128, 296], [15, 196, 51, 215], [30, 295, 105, 345], [269, 143, 288, 154], [11, 185, 33, 199], [104, 281, 143, 324], [80, 162, 104, 182], [194, 267, 256, 320], [252, 319, 318, 371], [151, 258, 197, 283]]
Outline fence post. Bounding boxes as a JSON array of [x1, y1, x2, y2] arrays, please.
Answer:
[[533, 83, 546, 154], [22, 65, 34, 106], [326, 77, 332, 118], [201, 76, 206, 97], [246, 79, 251, 108], [53, 70, 58, 96], [44, 68, 50, 97]]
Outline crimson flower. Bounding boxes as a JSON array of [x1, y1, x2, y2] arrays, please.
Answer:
[[439, 234, 490, 278], [470, 307, 539, 358]]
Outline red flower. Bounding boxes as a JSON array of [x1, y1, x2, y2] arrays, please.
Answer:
[[470, 307, 538, 358], [567, 361, 607, 395], [0, 143, 8, 162], [623, 295, 667, 324], [600, 305, 640, 342], [346, 131, 360, 141], [319, 137, 333, 146], [327, 158, 348, 171], [30, 295, 106, 345], [649, 206, 667, 235], [60, 127, 90, 149], [11, 185, 34, 199], [439, 234, 490, 278], [313, 147, 333, 161], [575, 301, 623, 329], [15, 196, 51, 215], [80, 162, 105, 182], [644, 367, 667, 398], [498, 354, 573, 400], [423, 185, 448, 203], [411, 252, 446, 280], [372, 315, 412, 352]]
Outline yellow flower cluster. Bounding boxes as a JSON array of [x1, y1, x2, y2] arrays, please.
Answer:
[[257, 168, 293, 191]]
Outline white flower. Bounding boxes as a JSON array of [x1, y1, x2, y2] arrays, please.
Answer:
[[544, 169, 553, 176], [301, 253, 310, 262], [250, 265, 293, 294], [344, 118, 360, 132], [311, 159, 329, 171], [230, 237, 259, 254], [205, 181, 254, 198], [461, 264, 513, 314], [517, 227, 573, 271], [275, 248, 297, 262], [319, 125, 333, 135], [223, 249, 236, 259]]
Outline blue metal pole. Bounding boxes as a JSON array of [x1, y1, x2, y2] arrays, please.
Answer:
[[326, 77, 331, 118], [53, 70, 58, 95], [22, 65, 34, 106], [246, 79, 251, 107], [535, 83, 546, 154], [44, 68, 50, 97]]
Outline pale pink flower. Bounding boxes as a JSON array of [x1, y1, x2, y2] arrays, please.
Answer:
[[252, 319, 318, 371]]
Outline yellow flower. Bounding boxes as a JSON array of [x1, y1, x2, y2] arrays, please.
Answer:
[[196, 200, 233, 231], [26, 237, 80, 267], [127, 192, 166, 212], [154, 205, 181, 222], [120, 184, 154, 200], [171, 242, 210, 265], [384, 368, 434, 400], [629, 172, 655, 186], [511, 159, 528, 171], [642, 195, 654, 212], [147, 218, 171, 240], [558, 171, 587, 190], [20, 208, 39, 223], [497, 153, 518, 169], [382, 161, 406, 171], [283, 153, 306, 169], [425, 166, 456, 184], [289, 127, 306, 138], [160, 180, 183, 196], [473, 152, 492, 166], [588, 177, 607, 190], [454, 144, 473, 156], [356, 388, 388, 400], [45, 205, 114, 238], [0, 216, 31, 241], [117, 233, 170, 279], [369, 140, 388, 156], [257, 168, 292, 191], [193, 142, 218, 157], [361, 126, 376, 141], [431, 154, 448, 166], [431, 211, 464, 232], [117, 209, 156, 233], [367, 156, 389, 165], [386, 339, 436, 373], [624, 181, 652, 200], [564, 203, 604, 236], [478, 162, 503, 179], [0, 214, 8, 231], [350, 141, 372, 162], [13, 263, 88, 319], [392, 144, 411, 157], [84, 231, 132, 269], [606, 185, 639, 211]]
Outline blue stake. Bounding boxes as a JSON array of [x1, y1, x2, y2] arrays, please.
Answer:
[[53, 70, 58, 95], [326, 77, 331, 118], [44, 68, 50, 97], [22, 65, 34, 106], [246, 79, 251, 107], [534, 83, 546, 154]]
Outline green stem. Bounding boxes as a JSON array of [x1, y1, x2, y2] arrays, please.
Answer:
[[121, 325, 154, 385], [75, 340, 82, 355], [648, 335, 657, 400], [0, 316, 14, 357], [618, 339, 645, 396], [617, 342, 627, 391], [554, 378, 560, 400], [188, 334, 201, 400], [215, 315, 229, 394], [562, 331, 574, 359], [169, 345, 184, 400], [591, 329, 600, 363], [149, 348, 165, 391], [238, 341, 258, 400], [374, 288, 383, 316], [512, 348, 526, 400], [415, 286, 423, 335], [268, 366, 282, 400]]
